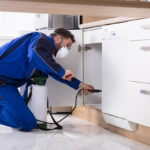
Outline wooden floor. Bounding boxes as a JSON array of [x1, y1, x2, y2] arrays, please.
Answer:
[[73, 105, 150, 146]]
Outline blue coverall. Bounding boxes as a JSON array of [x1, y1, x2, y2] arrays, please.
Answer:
[[0, 32, 81, 131]]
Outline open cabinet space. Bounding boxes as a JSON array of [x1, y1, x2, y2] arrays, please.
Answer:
[[83, 43, 102, 107]]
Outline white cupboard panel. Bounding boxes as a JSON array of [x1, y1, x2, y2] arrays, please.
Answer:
[[102, 39, 128, 118], [127, 18, 150, 40], [128, 40, 150, 83], [127, 82, 150, 127]]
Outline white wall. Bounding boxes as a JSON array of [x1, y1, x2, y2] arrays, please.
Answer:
[[0, 12, 36, 37]]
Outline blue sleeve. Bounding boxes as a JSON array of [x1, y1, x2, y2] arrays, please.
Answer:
[[49, 73, 81, 90], [30, 33, 65, 78]]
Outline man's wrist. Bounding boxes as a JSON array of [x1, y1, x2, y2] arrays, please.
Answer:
[[79, 82, 84, 89]]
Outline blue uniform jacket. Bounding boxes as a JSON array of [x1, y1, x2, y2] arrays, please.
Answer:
[[0, 32, 81, 90]]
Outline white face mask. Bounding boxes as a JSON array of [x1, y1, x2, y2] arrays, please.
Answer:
[[56, 46, 69, 58]]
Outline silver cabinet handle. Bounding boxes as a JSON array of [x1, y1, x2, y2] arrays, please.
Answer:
[[140, 90, 150, 95], [78, 45, 91, 52], [85, 45, 91, 51], [78, 45, 83, 52], [140, 46, 150, 51], [111, 32, 116, 36], [142, 24, 150, 29]]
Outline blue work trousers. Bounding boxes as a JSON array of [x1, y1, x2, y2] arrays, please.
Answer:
[[0, 84, 37, 131]]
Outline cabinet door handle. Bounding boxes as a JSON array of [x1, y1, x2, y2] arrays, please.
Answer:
[[142, 24, 150, 29], [140, 46, 150, 51], [140, 90, 150, 95]]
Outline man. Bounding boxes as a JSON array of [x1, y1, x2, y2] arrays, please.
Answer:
[[0, 28, 94, 132]]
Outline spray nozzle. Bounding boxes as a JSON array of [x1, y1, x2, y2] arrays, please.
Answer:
[[88, 89, 102, 93]]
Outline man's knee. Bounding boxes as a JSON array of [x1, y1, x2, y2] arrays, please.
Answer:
[[20, 114, 37, 132]]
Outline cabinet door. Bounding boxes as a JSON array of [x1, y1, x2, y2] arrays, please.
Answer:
[[127, 18, 150, 41], [102, 39, 128, 119], [128, 40, 150, 84], [46, 30, 83, 106], [127, 82, 150, 127], [84, 43, 102, 105]]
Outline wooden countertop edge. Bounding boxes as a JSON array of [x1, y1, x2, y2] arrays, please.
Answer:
[[80, 17, 142, 29]]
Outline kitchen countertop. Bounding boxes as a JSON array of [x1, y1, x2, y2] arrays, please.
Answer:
[[79, 17, 141, 29]]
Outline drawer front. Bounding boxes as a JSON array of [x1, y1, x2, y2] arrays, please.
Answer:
[[84, 28, 103, 44], [127, 82, 150, 127], [127, 19, 150, 40], [128, 40, 150, 83]]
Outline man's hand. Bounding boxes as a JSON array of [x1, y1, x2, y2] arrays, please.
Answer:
[[62, 69, 74, 81], [79, 82, 94, 94]]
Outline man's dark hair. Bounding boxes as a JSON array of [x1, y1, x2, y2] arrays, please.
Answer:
[[50, 28, 75, 43]]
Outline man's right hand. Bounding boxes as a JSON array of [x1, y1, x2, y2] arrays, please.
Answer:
[[79, 82, 94, 94], [62, 69, 75, 81]]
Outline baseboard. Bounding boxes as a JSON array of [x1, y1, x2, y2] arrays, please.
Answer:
[[72, 105, 150, 146], [50, 106, 72, 113]]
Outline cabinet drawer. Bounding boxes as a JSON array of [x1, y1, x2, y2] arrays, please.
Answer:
[[127, 19, 150, 40], [127, 82, 150, 127], [84, 28, 103, 44], [128, 40, 150, 83]]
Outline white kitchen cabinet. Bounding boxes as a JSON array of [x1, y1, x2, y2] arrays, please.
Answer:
[[101, 19, 150, 129], [43, 19, 150, 129], [128, 40, 150, 84], [126, 18, 150, 128], [127, 82, 150, 127], [101, 24, 137, 131], [40, 19, 150, 129], [102, 38, 128, 118]]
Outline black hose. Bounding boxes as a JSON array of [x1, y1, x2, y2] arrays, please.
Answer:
[[35, 89, 83, 130]]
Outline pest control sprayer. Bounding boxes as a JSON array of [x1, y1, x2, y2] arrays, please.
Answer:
[[27, 73, 102, 130], [28, 76, 50, 129]]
